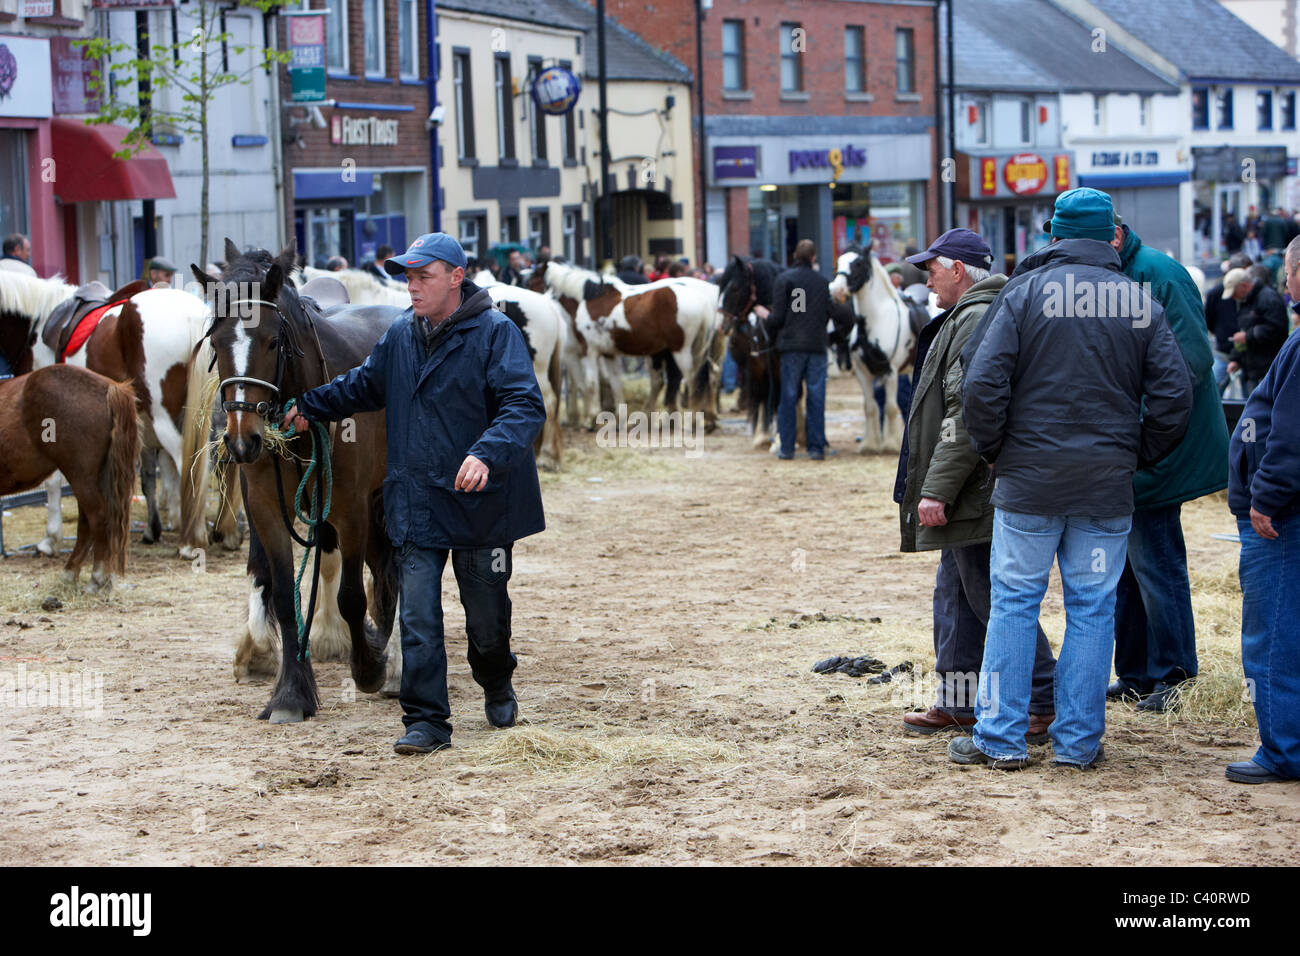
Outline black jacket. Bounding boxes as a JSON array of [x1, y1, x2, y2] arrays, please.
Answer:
[[767, 264, 830, 353], [617, 270, 649, 285], [1229, 328, 1300, 520], [1205, 282, 1240, 354], [962, 239, 1193, 518], [1235, 282, 1288, 384]]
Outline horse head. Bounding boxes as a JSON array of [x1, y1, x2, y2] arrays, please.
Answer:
[[525, 260, 548, 294], [718, 256, 756, 329], [196, 238, 315, 464]]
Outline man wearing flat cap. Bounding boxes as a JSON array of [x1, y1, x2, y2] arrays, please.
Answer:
[[1222, 266, 1287, 395], [893, 228, 1058, 741], [282, 232, 547, 755], [148, 257, 178, 288]]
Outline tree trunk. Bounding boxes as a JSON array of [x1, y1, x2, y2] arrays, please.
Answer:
[[199, 2, 210, 269]]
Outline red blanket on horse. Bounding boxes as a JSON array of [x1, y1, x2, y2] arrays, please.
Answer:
[[59, 300, 120, 363]]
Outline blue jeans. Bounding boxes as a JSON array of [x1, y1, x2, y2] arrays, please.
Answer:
[[777, 350, 827, 457], [1238, 514, 1300, 778], [1212, 350, 1231, 395], [721, 351, 738, 393], [932, 543, 1056, 717], [975, 509, 1131, 764], [398, 544, 517, 743], [1114, 504, 1199, 692]]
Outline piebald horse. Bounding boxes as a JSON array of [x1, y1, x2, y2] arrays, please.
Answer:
[[829, 248, 927, 452], [0, 270, 233, 556]]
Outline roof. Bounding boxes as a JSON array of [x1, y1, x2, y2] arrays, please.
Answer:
[[550, 0, 692, 83], [435, 0, 692, 84], [955, 0, 1177, 94], [1079, 0, 1300, 83]]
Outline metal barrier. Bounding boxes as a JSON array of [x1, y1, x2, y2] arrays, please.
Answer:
[[0, 485, 73, 557]]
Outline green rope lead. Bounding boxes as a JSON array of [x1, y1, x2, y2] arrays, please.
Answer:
[[273, 399, 333, 662]]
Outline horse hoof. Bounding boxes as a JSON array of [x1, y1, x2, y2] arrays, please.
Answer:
[[268, 708, 305, 724], [35, 539, 56, 558], [178, 545, 199, 560]]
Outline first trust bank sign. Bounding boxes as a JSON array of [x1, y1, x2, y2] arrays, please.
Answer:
[[330, 114, 399, 146]]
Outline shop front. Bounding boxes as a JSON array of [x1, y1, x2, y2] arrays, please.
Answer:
[[955, 149, 1074, 273], [0, 34, 56, 275], [709, 131, 930, 272], [1192, 145, 1288, 262], [1077, 142, 1187, 260]]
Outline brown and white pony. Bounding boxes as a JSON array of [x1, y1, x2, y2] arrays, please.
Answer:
[[0, 364, 139, 591], [0, 270, 236, 556]]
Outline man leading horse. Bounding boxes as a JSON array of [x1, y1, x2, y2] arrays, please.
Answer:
[[282, 233, 546, 755]]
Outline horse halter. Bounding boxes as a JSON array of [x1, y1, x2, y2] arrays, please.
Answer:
[[214, 298, 300, 418]]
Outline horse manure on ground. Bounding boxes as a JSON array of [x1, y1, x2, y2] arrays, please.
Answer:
[[812, 655, 886, 677], [865, 662, 914, 684]]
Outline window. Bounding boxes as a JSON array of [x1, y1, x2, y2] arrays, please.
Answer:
[[528, 57, 547, 163], [453, 52, 475, 160], [495, 55, 515, 161], [1216, 87, 1233, 129], [1258, 89, 1274, 130], [563, 209, 578, 262], [968, 97, 989, 146], [1019, 98, 1034, 145], [895, 28, 915, 95], [459, 214, 484, 259], [363, 0, 383, 76], [1093, 93, 1105, 129], [1139, 94, 1150, 128], [326, 0, 347, 72], [500, 215, 519, 244], [1284, 90, 1297, 130], [722, 19, 745, 91], [399, 0, 419, 78], [780, 22, 802, 93], [844, 26, 865, 93], [561, 60, 577, 162], [1191, 86, 1209, 129], [529, 210, 550, 252]]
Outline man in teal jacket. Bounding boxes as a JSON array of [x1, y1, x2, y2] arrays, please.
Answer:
[[1109, 220, 1229, 712]]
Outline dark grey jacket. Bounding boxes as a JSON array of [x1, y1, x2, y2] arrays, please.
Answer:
[[767, 264, 830, 353], [961, 239, 1193, 518]]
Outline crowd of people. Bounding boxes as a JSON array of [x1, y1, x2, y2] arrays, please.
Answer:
[[759, 187, 1297, 783]]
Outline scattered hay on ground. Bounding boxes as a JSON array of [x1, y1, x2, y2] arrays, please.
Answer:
[[462, 725, 742, 775]]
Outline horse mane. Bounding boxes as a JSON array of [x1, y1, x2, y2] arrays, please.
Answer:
[[545, 261, 610, 301], [0, 270, 77, 323], [216, 247, 311, 358]]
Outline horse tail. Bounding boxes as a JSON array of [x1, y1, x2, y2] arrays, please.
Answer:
[[102, 380, 141, 577], [179, 338, 217, 552]]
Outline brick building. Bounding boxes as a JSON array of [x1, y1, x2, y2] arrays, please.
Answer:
[[281, 0, 434, 269], [603, 0, 941, 272]]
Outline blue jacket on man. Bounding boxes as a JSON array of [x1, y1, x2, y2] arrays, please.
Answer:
[[1229, 327, 1300, 521], [297, 281, 547, 549]]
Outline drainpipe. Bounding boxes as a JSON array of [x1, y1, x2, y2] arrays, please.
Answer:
[[945, 0, 956, 230], [597, 0, 612, 264], [695, 0, 706, 264], [427, 0, 442, 232]]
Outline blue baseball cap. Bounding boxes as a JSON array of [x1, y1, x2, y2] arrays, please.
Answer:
[[1043, 187, 1116, 242], [905, 228, 993, 270], [384, 232, 468, 276]]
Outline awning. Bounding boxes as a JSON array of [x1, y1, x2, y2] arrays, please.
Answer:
[[50, 119, 177, 203]]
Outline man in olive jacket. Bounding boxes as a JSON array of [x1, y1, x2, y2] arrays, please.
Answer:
[[1109, 221, 1229, 712], [893, 229, 1056, 737]]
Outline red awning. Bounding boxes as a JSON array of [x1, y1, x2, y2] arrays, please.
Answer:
[[51, 119, 177, 203]]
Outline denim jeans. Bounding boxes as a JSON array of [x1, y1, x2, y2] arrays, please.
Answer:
[[974, 509, 1131, 764], [1114, 504, 1199, 693], [777, 350, 827, 457], [1212, 350, 1231, 395], [398, 543, 517, 743], [1238, 514, 1300, 778], [932, 543, 1056, 717]]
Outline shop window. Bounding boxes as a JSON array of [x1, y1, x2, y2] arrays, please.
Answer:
[[895, 28, 915, 95], [0, 131, 29, 239], [780, 22, 802, 93], [844, 26, 865, 94], [1019, 97, 1034, 145], [495, 54, 515, 161], [722, 20, 745, 91], [1216, 88, 1234, 130], [1257, 89, 1273, 131], [1283, 91, 1297, 131], [1139, 95, 1150, 129], [1093, 93, 1105, 130], [454, 52, 475, 160], [326, 0, 347, 73], [399, 0, 419, 79], [1191, 87, 1209, 130], [363, 0, 383, 77], [563, 210, 578, 261], [967, 97, 989, 147]]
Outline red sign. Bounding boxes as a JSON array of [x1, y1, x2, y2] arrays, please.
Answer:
[[49, 37, 100, 114], [1003, 152, 1048, 195], [979, 156, 997, 196], [1053, 154, 1071, 191]]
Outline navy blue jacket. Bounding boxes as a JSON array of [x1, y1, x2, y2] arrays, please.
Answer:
[[1229, 327, 1300, 520], [297, 283, 546, 549]]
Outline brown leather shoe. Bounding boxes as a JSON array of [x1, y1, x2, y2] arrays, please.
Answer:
[[902, 707, 976, 735], [1027, 712, 1055, 744]]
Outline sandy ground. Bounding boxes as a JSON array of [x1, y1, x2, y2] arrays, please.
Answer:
[[2, 373, 1298, 866]]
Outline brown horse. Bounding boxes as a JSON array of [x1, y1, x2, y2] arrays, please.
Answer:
[[0, 364, 139, 591], [195, 239, 403, 723]]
